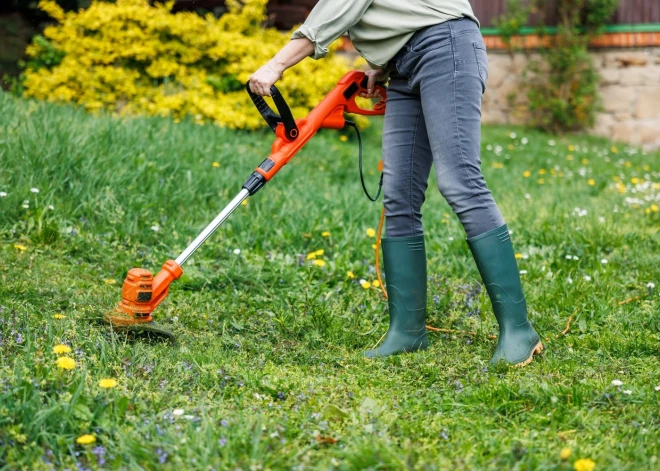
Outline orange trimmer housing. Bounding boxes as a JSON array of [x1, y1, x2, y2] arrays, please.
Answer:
[[108, 71, 386, 328]]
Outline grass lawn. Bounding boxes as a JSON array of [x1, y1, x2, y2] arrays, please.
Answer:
[[0, 91, 658, 470]]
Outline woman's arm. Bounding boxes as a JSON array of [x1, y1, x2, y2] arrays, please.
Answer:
[[249, 38, 314, 96]]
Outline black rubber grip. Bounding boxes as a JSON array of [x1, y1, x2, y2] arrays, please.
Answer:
[[246, 81, 299, 140]]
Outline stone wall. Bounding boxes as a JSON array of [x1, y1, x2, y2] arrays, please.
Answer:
[[482, 47, 660, 149]]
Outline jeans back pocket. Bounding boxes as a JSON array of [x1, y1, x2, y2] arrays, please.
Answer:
[[473, 43, 489, 93]]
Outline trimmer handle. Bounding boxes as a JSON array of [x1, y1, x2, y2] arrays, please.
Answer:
[[246, 81, 299, 140], [344, 76, 388, 116]]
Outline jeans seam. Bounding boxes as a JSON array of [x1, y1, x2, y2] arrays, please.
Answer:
[[409, 104, 423, 237]]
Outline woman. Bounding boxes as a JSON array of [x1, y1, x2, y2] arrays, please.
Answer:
[[249, 0, 542, 366]]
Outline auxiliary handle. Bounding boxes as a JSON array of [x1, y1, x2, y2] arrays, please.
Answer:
[[246, 81, 299, 141]]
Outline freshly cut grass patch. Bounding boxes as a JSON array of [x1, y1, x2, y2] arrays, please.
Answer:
[[0, 91, 658, 470]]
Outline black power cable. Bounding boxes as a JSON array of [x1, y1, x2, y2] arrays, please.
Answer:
[[345, 120, 383, 202]]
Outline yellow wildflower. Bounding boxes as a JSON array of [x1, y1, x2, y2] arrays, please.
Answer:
[[347, 271, 355, 279], [104, 279, 116, 285], [538, 168, 546, 175], [315, 249, 324, 256], [651, 204, 659, 212], [99, 378, 118, 389], [573, 458, 596, 471], [371, 244, 377, 249], [611, 146, 618, 153], [366, 228, 376, 238], [630, 177, 639, 184], [507, 144, 514, 150], [241, 199, 248, 206], [560, 448, 572, 460], [76, 434, 96, 445], [312, 259, 326, 267], [339, 135, 348, 142], [52, 314, 66, 320], [581, 158, 589, 164], [52, 344, 72, 355], [361, 281, 371, 289], [566, 155, 574, 161], [372, 280, 380, 288], [537, 179, 545, 185], [515, 253, 523, 259], [523, 170, 531, 178], [56, 357, 76, 370], [306, 252, 317, 260], [321, 231, 331, 237], [212, 162, 220, 168], [568, 145, 575, 151], [14, 244, 27, 251], [587, 179, 596, 186]]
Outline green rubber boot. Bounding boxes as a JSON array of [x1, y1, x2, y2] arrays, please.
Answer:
[[364, 235, 428, 358], [467, 225, 543, 366]]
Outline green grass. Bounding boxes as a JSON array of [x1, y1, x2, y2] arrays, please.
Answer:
[[0, 91, 659, 470]]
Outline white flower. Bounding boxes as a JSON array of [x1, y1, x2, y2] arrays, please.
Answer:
[[647, 282, 655, 289], [573, 255, 580, 260], [30, 188, 39, 193], [448, 236, 454, 241], [611, 379, 623, 386], [48, 205, 54, 210], [566, 255, 572, 260], [183, 414, 195, 420], [567, 277, 573, 284], [548, 139, 556, 146], [486, 144, 493, 151], [233, 248, 241, 255], [519, 270, 528, 275], [510, 132, 517, 139], [598, 217, 605, 223], [584, 275, 591, 281], [521, 137, 528, 145], [150, 225, 160, 232], [524, 193, 531, 199], [601, 259, 608, 264], [22, 203, 29, 209], [654, 385, 660, 391], [172, 409, 185, 416], [623, 390, 632, 395], [0, 192, 6, 197]]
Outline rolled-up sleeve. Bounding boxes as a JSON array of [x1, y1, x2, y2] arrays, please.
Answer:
[[291, 0, 373, 59]]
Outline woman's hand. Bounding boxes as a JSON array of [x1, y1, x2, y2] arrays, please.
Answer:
[[359, 68, 387, 99], [249, 61, 284, 97]]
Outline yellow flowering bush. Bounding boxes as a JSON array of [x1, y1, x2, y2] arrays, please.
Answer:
[[23, 0, 358, 129]]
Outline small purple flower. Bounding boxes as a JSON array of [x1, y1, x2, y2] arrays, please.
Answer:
[[156, 448, 168, 464], [91, 446, 106, 466], [218, 436, 227, 447], [277, 391, 286, 401], [220, 419, 229, 427], [15, 333, 23, 344]]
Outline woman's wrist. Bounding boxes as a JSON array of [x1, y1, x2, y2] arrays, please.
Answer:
[[267, 60, 284, 77]]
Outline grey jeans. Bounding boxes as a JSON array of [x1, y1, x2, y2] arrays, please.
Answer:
[[383, 18, 505, 239]]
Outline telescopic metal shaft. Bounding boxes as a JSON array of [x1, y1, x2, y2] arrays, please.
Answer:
[[175, 189, 250, 266]]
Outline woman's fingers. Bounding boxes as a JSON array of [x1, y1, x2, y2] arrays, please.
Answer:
[[366, 72, 377, 98], [249, 64, 281, 96]]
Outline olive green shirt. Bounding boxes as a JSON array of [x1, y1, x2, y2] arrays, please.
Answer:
[[291, 0, 479, 68]]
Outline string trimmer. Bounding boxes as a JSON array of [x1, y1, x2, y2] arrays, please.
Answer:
[[105, 71, 387, 340]]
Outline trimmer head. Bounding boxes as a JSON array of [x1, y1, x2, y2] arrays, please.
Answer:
[[105, 261, 183, 341]]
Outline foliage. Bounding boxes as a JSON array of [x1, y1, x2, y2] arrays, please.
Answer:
[[21, 0, 358, 130], [1, 93, 659, 469], [497, 0, 619, 133]]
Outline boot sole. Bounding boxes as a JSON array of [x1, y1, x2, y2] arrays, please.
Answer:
[[514, 341, 544, 367]]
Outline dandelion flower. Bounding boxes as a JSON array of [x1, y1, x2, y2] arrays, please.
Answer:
[[104, 279, 116, 285], [347, 271, 355, 279], [372, 280, 380, 288], [651, 204, 659, 212], [372, 244, 377, 249], [314, 249, 324, 256], [212, 162, 220, 168], [339, 135, 348, 142], [611, 379, 623, 386], [361, 281, 372, 289], [560, 448, 572, 460], [573, 458, 596, 471], [366, 228, 376, 238], [306, 252, 317, 260], [539, 169, 547, 175], [521, 137, 528, 145], [53, 344, 72, 355], [99, 378, 118, 389], [537, 178, 545, 184], [53, 314, 66, 320], [13, 244, 27, 251], [566, 155, 574, 161], [56, 357, 76, 370], [76, 434, 96, 445], [30, 188, 40, 193], [610, 146, 618, 153], [523, 170, 531, 178], [515, 253, 523, 259], [568, 145, 575, 151], [587, 179, 596, 186], [241, 199, 248, 206], [321, 231, 330, 237], [312, 259, 326, 267]]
